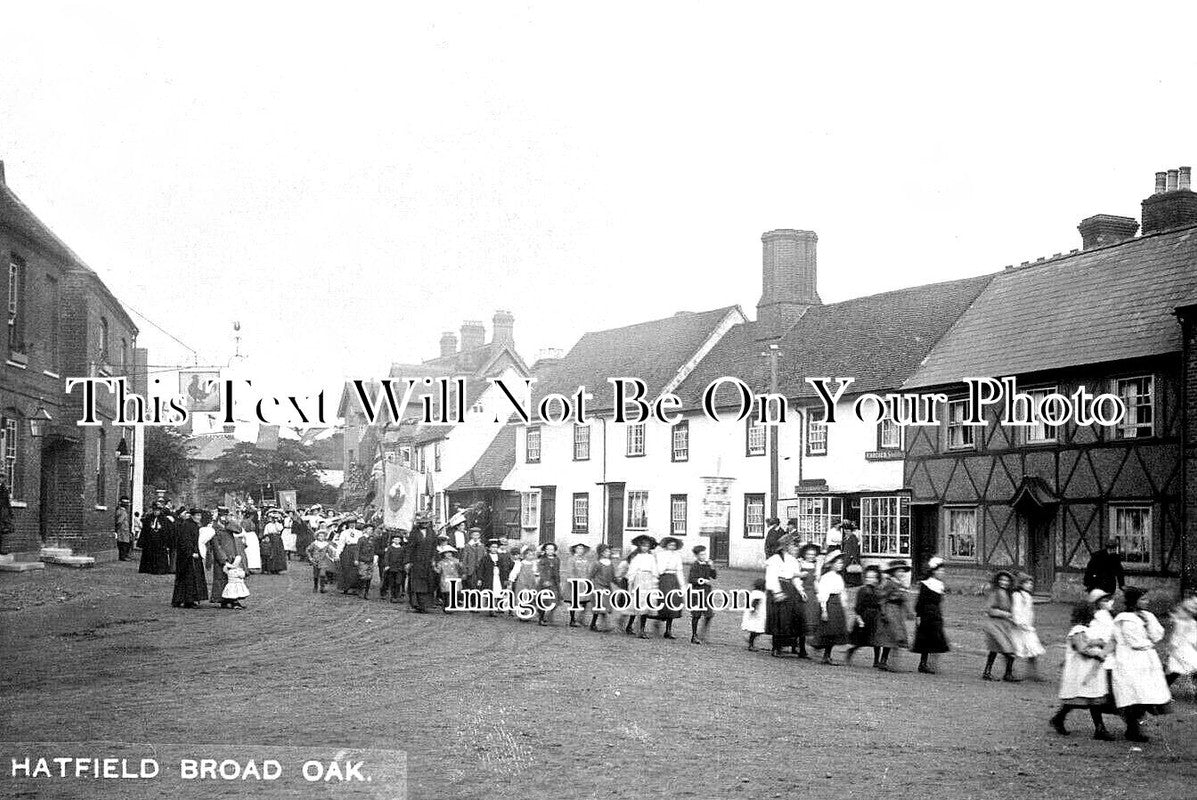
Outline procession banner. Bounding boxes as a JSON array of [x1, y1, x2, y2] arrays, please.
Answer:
[[277, 490, 297, 511], [698, 477, 734, 537], [383, 462, 421, 531]]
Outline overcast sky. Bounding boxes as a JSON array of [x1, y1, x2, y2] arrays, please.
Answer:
[[3, 2, 1196, 421]]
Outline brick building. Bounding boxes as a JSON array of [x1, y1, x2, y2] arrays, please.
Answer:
[[1, 161, 145, 559], [903, 167, 1197, 597]]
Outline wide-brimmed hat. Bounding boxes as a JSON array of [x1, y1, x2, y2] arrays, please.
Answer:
[[766, 517, 781, 526], [884, 559, 911, 574], [570, 542, 591, 554], [926, 556, 945, 572], [630, 534, 658, 550], [1123, 585, 1147, 608], [1014, 572, 1034, 586], [437, 544, 457, 554], [659, 536, 682, 550], [840, 520, 858, 531], [991, 570, 1016, 586], [1086, 588, 1112, 604], [798, 542, 821, 558], [823, 548, 845, 566], [468, 526, 483, 534], [538, 541, 558, 554], [487, 538, 504, 547]]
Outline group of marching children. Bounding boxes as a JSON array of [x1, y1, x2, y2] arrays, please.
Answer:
[[749, 530, 950, 674], [1050, 586, 1196, 742]]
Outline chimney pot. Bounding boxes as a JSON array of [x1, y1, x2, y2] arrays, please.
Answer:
[[1142, 166, 1197, 234], [439, 331, 458, 358], [1155, 171, 1168, 194]]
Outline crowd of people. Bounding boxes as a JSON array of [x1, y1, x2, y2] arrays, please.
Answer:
[[125, 500, 1197, 743]]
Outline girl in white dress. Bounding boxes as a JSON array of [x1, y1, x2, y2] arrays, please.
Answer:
[[1050, 603, 1114, 740], [239, 515, 263, 573], [1165, 595, 1197, 690], [1111, 586, 1172, 742], [741, 578, 767, 650], [624, 535, 660, 638], [221, 555, 249, 608], [1010, 574, 1046, 679]]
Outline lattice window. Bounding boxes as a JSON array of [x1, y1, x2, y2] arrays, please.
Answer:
[[860, 495, 910, 556], [1115, 377, 1154, 440], [1110, 505, 1152, 567], [945, 507, 978, 561], [786, 496, 842, 546], [626, 490, 648, 530]]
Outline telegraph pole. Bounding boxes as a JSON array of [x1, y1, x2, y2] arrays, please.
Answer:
[[764, 343, 781, 518]]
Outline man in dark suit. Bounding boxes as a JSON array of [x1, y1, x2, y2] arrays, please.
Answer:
[[404, 512, 439, 613], [1084, 537, 1125, 596], [763, 517, 785, 558]]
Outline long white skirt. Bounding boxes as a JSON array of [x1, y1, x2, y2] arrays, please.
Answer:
[[1111, 647, 1172, 708], [240, 532, 263, 571]]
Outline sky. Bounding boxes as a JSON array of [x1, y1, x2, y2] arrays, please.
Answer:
[[3, 2, 1197, 425]]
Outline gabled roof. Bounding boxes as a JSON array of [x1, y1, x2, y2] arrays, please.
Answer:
[[445, 426, 516, 492], [405, 340, 530, 378], [904, 226, 1197, 389], [675, 274, 995, 407], [533, 306, 742, 412]]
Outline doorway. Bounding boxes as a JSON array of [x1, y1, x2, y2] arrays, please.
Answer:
[[605, 483, 625, 550], [538, 486, 556, 545], [1027, 512, 1055, 591], [911, 504, 938, 575]]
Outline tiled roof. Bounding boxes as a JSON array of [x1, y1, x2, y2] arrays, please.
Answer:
[[445, 426, 516, 492], [533, 306, 740, 411], [904, 226, 1197, 389], [675, 274, 995, 407]]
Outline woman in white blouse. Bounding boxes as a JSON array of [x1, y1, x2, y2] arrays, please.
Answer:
[[764, 537, 804, 657]]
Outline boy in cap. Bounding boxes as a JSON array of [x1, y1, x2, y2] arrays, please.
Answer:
[[379, 534, 407, 602], [688, 545, 717, 644]]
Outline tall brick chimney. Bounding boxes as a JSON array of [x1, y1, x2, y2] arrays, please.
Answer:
[[492, 310, 514, 345], [439, 331, 458, 357], [756, 229, 820, 339], [1142, 165, 1197, 235], [460, 321, 486, 351], [1078, 214, 1138, 249]]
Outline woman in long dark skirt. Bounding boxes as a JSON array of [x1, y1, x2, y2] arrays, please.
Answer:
[[912, 556, 950, 674], [764, 538, 803, 657], [846, 565, 884, 667], [815, 550, 850, 664], [338, 526, 362, 594]]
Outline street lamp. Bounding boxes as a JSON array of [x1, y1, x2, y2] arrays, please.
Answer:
[[27, 404, 52, 438]]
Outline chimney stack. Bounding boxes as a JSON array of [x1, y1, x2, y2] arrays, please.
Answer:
[[439, 331, 458, 357], [460, 320, 486, 351], [1142, 165, 1197, 234], [756, 229, 820, 340], [1078, 214, 1139, 250], [492, 310, 515, 345], [0, 160, 5, 186]]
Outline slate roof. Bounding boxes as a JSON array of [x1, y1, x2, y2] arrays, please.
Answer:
[[533, 306, 741, 412], [445, 426, 516, 492], [904, 226, 1197, 389], [674, 274, 996, 408]]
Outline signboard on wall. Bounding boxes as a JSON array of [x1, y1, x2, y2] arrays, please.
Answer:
[[698, 477, 734, 537]]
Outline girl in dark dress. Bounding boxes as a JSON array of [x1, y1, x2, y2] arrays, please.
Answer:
[[797, 543, 821, 659], [536, 542, 562, 626], [815, 550, 850, 664], [875, 560, 912, 672], [846, 565, 884, 667], [912, 556, 950, 674], [764, 537, 803, 657]]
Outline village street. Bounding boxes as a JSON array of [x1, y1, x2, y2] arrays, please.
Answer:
[[2, 563, 1194, 800]]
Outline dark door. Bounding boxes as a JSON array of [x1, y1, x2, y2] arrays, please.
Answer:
[[606, 483, 625, 550], [39, 442, 60, 544], [538, 486, 556, 545], [1028, 512, 1055, 590], [911, 504, 938, 575]]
